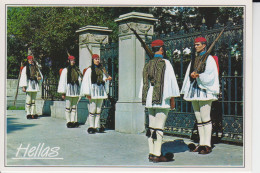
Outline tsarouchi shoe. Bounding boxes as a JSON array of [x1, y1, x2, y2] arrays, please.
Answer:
[[72, 122, 79, 128], [96, 127, 105, 133], [67, 122, 73, 128], [198, 146, 212, 154], [87, 127, 96, 134], [148, 154, 154, 162], [153, 153, 174, 163], [26, 115, 32, 119]]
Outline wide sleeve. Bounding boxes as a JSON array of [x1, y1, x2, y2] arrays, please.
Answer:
[[197, 56, 217, 86], [103, 72, 110, 94], [57, 68, 67, 94], [19, 66, 27, 88], [164, 60, 180, 98], [38, 68, 44, 84], [80, 68, 92, 96], [180, 62, 191, 94], [138, 77, 143, 99]]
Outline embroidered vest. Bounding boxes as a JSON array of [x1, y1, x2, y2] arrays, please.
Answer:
[[142, 56, 166, 105]]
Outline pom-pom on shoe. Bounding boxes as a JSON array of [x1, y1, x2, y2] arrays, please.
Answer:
[[67, 122, 73, 128], [199, 146, 212, 154], [148, 154, 154, 162], [164, 152, 174, 161], [72, 122, 79, 128], [26, 115, 32, 119], [96, 127, 105, 133], [87, 127, 96, 134]]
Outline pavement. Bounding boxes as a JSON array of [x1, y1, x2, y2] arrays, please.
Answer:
[[6, 110, 244, 167]]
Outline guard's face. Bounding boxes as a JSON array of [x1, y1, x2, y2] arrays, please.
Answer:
[[70, 59, 75, 66], [93, 58, 100, 66], [195, 42, 206, 53], [28, 59, 33, 64]]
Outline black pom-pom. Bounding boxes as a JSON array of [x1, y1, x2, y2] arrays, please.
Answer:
[[152, 130, 157, 139], [146, 129, 151, 137], [87, 127, 96, 134], [188, 143, 196, 151], [198, 146, 206, 153], [67, 122, 72, 128], [164, 152, 174, 161]]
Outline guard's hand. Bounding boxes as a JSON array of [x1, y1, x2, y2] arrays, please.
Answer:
[[105, 76, 112, 81], [37, 77, 42, 80], [22, 87, 26, 92], [62, 94, 66, 100], [86, 95, 91, 101], [191, 72, 199, 79], [170, 97, 175, 110]]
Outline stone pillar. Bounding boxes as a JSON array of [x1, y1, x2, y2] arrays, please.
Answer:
[[114, 12, 157, 133], [76, 25, 112, 72]]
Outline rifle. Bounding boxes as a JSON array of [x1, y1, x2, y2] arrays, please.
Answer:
[[194, 27, 226, 73], [13, 61, 24, 106], [125, 23, 154, 59]]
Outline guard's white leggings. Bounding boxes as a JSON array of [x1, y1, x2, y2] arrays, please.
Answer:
[[88, 99, 103, 128], [148, 108, 169, 157], [26, 92, 37, 115], [65, 97, 80, 123], [192, 100, 213, 147]]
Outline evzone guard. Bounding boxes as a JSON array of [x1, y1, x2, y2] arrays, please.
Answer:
[[80, 54, 112, 134], [140, 40, 180, 162], [19, 55, 43, 119], [58, 55, 83, 128], [181, 37, 220, 154]]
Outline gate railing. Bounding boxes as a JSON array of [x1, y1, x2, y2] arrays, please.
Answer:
[[100, 42, 119, 129]]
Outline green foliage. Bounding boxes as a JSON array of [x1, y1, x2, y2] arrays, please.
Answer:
[[7, 106, 25, 110], [7, 6, 243, 80]]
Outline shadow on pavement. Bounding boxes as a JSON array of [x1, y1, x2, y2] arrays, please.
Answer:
[[161, 139, 189, 155], [7, 117, 37, 134]]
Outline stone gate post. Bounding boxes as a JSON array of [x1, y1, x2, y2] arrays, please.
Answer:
[[114, 12, 157, 133]]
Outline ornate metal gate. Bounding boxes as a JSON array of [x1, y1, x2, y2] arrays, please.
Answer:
[[100, 43, 119, 129], [146, 21, 244, 144]]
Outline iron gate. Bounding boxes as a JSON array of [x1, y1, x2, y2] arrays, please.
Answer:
[[145, 21, 244, 144], [100, 43, 119, 129]]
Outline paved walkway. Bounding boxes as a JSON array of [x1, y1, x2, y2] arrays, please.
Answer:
[[6, 110, 243, 167]]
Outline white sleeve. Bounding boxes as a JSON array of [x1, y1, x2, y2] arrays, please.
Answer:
[[80, 68, 92, 96], [180, 62, 191, 94], [19, 66, 27, 88], [164, 60, 180, 98], [138, 77, 143, 99], [38, 68, 43, 84], [103, 73, 110, 94], [197, 56, 217, 85], [57, 68, 67, 94]]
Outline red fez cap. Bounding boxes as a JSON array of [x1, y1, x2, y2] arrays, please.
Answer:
[[92, 54, 99, 59], [27, 56, 34, 60], [194, 37, 207, 43], [68, 56, 75, 61], [151, 39, 164, 47]]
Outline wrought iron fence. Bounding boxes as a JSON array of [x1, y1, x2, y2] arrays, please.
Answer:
[[145, 21, 244, 144], [42, 77, 60, 100], [100, 43, 119, 129]]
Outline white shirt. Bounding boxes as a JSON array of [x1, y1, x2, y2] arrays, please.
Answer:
[[57, 68, 82, 97], [181, 55, 219, 101], [80, 68, 109, 99], [19, 66, 43, 92]]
